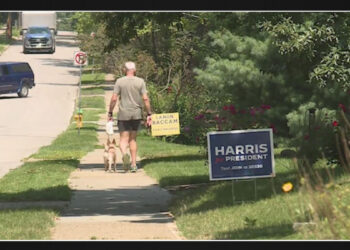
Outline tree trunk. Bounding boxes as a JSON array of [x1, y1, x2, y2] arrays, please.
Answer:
[[151, 29, 159, 65], [339, 127, 350, 167], [335, 133, 347, 170], [6, 12, 12, 39]]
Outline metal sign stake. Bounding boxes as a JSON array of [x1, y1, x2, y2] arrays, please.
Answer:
[[74, 51, 87, 135], [231, 180, 235, 205], [231, 178, 258, 204], [254, 178, 257, 200], [78, 62, 82, 135]]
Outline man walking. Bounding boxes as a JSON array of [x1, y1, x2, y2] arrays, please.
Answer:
[[108, 62, 152, 172]]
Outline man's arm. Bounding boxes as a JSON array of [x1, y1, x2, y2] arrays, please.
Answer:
[[108, 93, 118, 120], [142, 93, 152, 115], [142, 93, 152, 127]]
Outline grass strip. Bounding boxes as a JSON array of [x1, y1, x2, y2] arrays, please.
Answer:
[[0, 34, 10, 54], [81, 73, 105, 85], [80, 96, 105, 110], [81, 109, 105, 121], [0, 208, 58, 240], [81, 87, 105, 95], [32, 123, 98, 161], [0, 160, 77, 201]]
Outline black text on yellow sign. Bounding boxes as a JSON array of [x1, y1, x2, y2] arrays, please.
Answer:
[[74, 114, 83, 128], [151, 113, 180, 136]]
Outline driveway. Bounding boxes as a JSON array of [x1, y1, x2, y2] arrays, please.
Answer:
[[0, 31, 80, 178]]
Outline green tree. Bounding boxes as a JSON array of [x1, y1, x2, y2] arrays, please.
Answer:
[[261, 12, 350, 90]]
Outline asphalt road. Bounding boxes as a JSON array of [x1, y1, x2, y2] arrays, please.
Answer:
[[0, 31, 80, 178]]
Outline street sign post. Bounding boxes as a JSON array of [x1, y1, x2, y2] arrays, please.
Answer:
[[73, 51, 88, 135]]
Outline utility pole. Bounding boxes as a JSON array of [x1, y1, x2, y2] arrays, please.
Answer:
[[6, 12, 12, 40]]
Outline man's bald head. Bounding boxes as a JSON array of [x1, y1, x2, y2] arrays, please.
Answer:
[[124, 61, 136, 72]]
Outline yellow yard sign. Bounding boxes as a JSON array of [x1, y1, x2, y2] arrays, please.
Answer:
[[151, 113, 180, 136]]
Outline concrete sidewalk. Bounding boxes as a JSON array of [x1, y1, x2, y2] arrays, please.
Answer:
[[51, 77, 183, 240]]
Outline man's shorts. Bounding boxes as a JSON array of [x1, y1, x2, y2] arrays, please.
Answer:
[[118, 120, 142, 132]]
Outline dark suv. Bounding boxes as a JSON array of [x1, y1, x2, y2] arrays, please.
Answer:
[[0, 62, 35, 97]]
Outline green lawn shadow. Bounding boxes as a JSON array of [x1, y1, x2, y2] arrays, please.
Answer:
[[213, 223, 295, 240], [0, 185, 72, 202]]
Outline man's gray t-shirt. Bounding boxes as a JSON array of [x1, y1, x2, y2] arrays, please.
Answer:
[[113, 76, 147, 120]]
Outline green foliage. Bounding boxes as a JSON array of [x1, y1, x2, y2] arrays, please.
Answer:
[[261, 13, 350, 90], [71, 12, 99, 35], [57, 12, 76, 31], [286, 102, 337, 162], [94, 12, 184, 50], [194, 30, 275, 107]]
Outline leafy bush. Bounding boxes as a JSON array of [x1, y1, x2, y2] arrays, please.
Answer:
[[286, 102, 337, 163]]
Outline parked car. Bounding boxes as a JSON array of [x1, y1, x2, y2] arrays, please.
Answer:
[[22, 26, 56, 54], [0, 62, 35, 98]]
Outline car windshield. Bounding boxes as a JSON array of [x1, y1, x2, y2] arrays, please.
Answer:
[[28, 27, 50, 34]]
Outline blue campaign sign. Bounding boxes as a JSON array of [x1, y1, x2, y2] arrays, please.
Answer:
[[207, 129, 275, 181]]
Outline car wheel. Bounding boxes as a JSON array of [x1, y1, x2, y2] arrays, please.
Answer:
[[18, 84, 29, 98], [23, 48, 28, 54], [49, 45, 55, 54]]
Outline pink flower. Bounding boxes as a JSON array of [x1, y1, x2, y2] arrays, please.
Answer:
[[304, 134, 310, 140], [332, 121, 339, 127], [229, 105, 236, 115], [339, 104, 346, 112], [250, 108, 256, 116], [261, 104, 271, 110], [213, 115, 220, 121], [223, 105, 229, 111]]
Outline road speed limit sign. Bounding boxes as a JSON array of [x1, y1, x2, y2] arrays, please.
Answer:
[[74, 51, 88, 66]]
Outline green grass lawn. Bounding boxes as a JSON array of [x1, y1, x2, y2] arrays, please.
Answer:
[[139, 132, 350, 240], [0, 208, 59, 240], [81, 87, 105, 95], [82, 109, 105, 121], [81, 73, 106, 85], [0, 160, 77, 201], [80, 96, 105, 110], [32, 123, 98, 161], [0, 30, 20, 55], [0, 34, 10, 54]]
